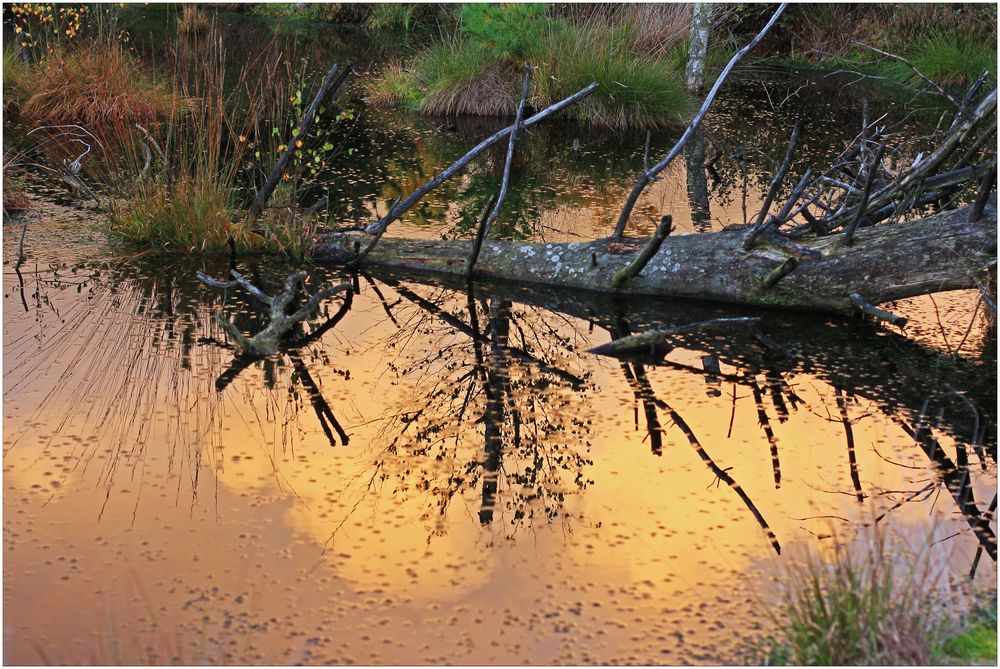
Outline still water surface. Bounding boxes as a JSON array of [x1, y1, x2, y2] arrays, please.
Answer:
[[4, 11, 997, 665]]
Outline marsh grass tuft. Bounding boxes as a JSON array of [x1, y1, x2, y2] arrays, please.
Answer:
[[363, 61, 422, 107], [177, 4, 209, 36], [879, 30, 997, 88], [368, 5, 693, 129], [20, 45, 173, 130], [532, 21, 690, 129], [767, 524, 994, 665], [108, 179, 259, 252]]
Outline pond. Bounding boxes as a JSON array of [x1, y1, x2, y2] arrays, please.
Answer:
[[3, 8, 996, 665]]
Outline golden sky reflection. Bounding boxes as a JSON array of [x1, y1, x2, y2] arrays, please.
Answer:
[[5, 247, 994, 664]]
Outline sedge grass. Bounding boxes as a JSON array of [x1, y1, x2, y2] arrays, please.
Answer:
[[107, 178, 261, 253], [531, 21, 690, 130], [367, 5, 692, 129], [20, 44, 173, 130], [768, 523, 993, 665], [879, 30, 997, 88]]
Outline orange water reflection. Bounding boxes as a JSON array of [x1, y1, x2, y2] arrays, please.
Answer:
[[4, 220, 995, 663]]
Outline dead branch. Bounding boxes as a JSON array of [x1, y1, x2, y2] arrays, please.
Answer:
[[971, 159, 997, 222], [364, 81, 599, 236], [467, 64, 533, 278], [843, 142, 887, 245], [613, 3, 787, 237], [197, 270, 352, 356], [249, 61, 353, 216]]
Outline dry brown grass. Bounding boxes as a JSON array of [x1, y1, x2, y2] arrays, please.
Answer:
[[422, 61, 515, 117], [21, 46, 173, 130], [571, 3, 693, 55], [3, 174, 32, 213], [177, 4, 209, 36]]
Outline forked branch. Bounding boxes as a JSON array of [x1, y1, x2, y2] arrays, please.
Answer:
[[197, 270, 352, 356]]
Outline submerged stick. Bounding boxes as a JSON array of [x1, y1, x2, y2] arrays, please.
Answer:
[[610, 215, 673, 290], [664, 394, 782, 554], [835, 387, 864, 502], [198, 270, 352, 356], [589, 316, 761, 358], [850, 292, 908, 328], [16, 220, 28, 268], [612, 3, 787, 237], [365, 82, 599, 236]]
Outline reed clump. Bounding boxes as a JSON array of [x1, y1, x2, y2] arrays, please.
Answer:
[[108, 179, 257, 252], [3, 152, 32, 214], [767, 525, 995, 665], [177, 4, 209, 36], [20, 45, 173, 130], [366, 4, 698, 130]]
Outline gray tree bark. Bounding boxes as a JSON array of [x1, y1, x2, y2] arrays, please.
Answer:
[[685, 3, 713, 94], [314, 202, 996, 316]]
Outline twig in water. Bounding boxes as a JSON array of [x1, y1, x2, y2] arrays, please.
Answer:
[[16, 220, 28, 269]]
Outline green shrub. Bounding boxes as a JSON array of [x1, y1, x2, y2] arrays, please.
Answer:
[[461, 3, 551, 60]]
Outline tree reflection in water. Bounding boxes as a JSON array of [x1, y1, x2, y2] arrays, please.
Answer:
[[5, 241, 995, 570]]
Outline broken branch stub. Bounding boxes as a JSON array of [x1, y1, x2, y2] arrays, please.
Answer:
[[198, 270, 352, 356], [611, 215, 674, 290]]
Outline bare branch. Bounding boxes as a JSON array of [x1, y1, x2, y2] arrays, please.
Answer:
[[365, 81, 599, 236], [851, 41, 960, 109], [612, 3, 788, 237]]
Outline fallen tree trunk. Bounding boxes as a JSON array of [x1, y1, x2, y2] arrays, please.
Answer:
[[314, 201, 996, 315]]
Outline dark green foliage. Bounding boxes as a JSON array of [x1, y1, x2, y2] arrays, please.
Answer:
[[461, 3, 551, 60]]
